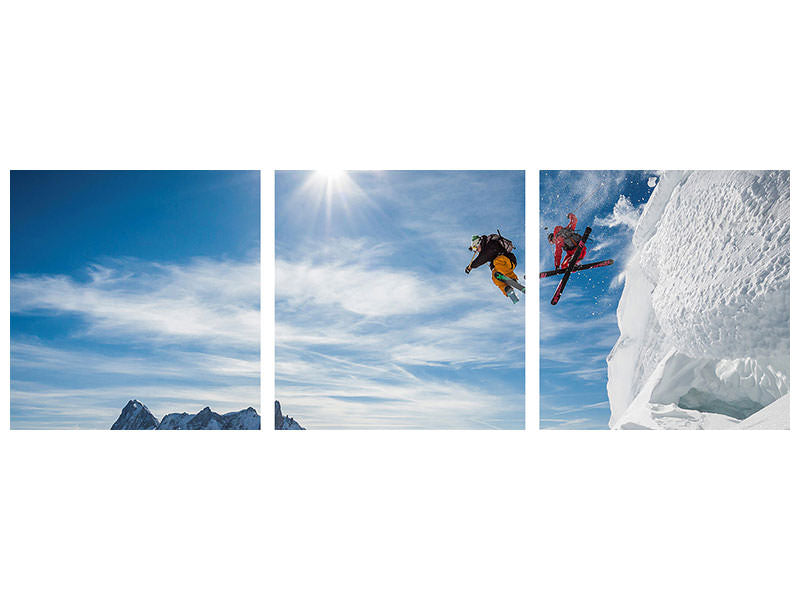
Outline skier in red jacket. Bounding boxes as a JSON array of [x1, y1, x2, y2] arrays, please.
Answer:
[[548, 212, 586, 269]]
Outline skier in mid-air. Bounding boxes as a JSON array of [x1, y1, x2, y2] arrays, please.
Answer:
[[465, 231, 522, 302], [548, 212, 586, 269], [541, 212, 614, 305]]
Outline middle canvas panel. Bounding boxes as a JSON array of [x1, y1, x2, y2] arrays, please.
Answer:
[[275, 170, 525, 430]]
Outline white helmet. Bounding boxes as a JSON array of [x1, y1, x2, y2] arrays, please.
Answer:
[[470, 235, 482, 252]]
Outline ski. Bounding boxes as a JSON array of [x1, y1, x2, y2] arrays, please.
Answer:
[[539, 259, 614, 279], [551, 227, 591, 306], [494, 272, 526, 293]]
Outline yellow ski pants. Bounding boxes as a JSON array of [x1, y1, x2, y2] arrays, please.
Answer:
[[491, 255, 518, 296]]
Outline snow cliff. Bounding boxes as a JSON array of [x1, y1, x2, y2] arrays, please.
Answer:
[[607, 171, 790, 429], [111, 400, 261, 430]]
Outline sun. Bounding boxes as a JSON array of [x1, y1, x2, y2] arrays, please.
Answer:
[[313, 170, 347, 203], [292, 170, 369, 231], [316, 169, 345, 183], [312, 170, 350, 210]]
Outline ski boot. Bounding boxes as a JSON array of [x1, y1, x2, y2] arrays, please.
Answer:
[[504, 286, 519, 304]]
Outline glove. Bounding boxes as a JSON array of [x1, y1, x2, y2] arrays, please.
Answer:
[[465, 265, 471, 274]]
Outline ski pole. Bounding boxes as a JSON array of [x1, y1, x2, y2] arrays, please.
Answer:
[[466, 249, 477, 272]]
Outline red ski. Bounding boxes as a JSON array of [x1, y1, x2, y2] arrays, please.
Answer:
[[551, 227, 592, 305], [540, 259, 614, 279]]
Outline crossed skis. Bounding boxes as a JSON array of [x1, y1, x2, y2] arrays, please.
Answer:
[[539, 259, 614, 279], [543, 227, 614, 305]]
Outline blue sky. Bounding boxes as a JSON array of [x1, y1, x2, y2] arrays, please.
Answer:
[[539, 170, 656, 429], [10, 171, 260, 429], [275, 171, 525, 429]]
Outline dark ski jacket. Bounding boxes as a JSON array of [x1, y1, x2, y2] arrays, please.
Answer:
[[468, 235, 517, 270]]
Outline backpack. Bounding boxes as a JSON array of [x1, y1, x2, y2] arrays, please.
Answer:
[[558, 228, 582, 250], [488, 230, 515, 254]]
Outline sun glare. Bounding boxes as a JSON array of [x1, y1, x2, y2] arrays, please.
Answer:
[[317, 169, 345, 183], [292, 170, 371, 230], [310, 170, 349, 198]]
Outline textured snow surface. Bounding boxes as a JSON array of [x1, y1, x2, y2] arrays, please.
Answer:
[[608, 171, 790, 430], [158, 412, 194, 429]]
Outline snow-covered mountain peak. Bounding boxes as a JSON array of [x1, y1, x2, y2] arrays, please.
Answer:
[[111, 401, 260, 430], [275, 401, 304, 430], [111, 399, 159, 430], [221, 407, 261, 430]]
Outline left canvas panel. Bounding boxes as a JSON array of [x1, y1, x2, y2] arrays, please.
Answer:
[[10, 170, 261, 430]]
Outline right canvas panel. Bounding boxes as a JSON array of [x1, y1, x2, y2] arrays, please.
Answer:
[[539, 170, 789, 430]]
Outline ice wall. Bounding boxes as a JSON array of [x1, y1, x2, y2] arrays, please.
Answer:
[[607, 171, 790, 429]]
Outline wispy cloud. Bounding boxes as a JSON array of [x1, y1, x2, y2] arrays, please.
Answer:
[[276, 292, 525, 428], [277, 256, 456, 317], [11, 381, 259, 430], [543, 401, 611, 416], [12, 257, 259, 349], [12, 340, 260, 381], [562, 366, 609, 381], [11, 257, 260, 428], [277, 376, 522, 430], [539, 416, 609, 429]]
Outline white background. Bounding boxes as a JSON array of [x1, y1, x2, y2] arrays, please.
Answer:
[[1, 1, 798, 598]]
